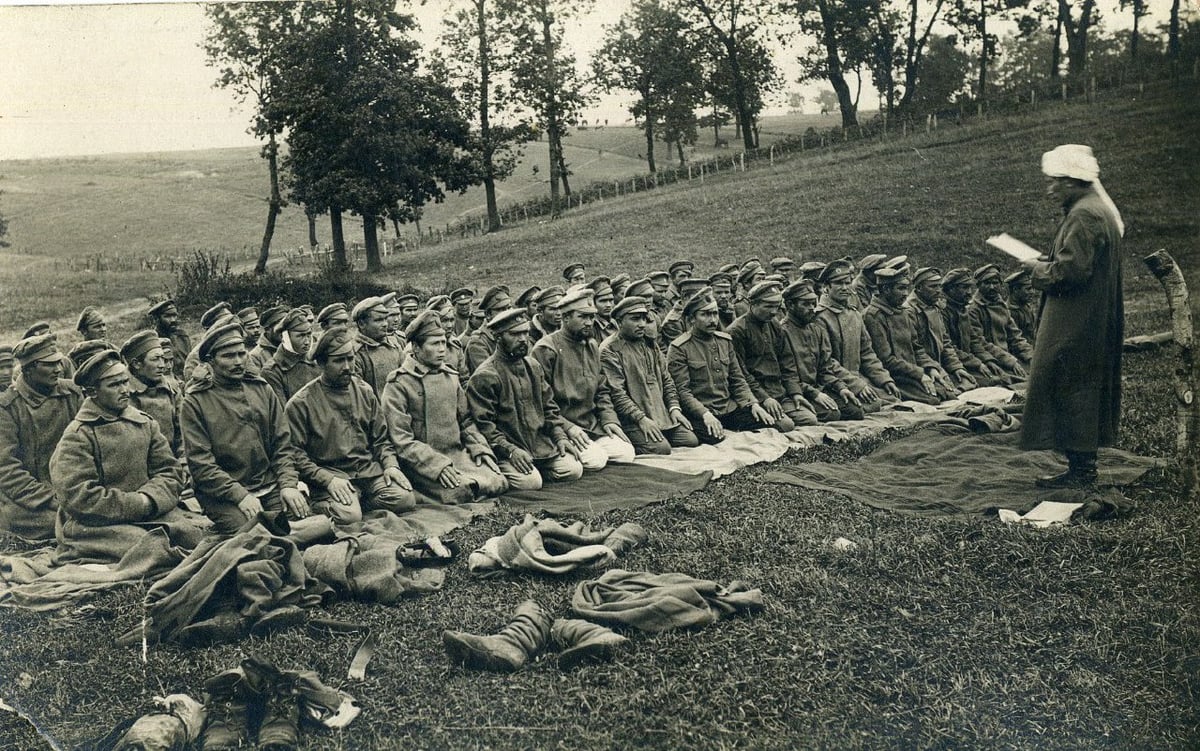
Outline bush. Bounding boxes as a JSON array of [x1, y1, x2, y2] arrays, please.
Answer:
[[174, 250, 399, 314]]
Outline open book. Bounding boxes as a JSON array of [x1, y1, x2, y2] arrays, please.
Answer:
[[986, 233, 1043, 263]]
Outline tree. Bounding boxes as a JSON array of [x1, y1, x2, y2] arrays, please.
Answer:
[[1057, 0, 1099, 82], [946, 0, 1032, 99], [907, 34, 973, 111], [439, 0, 535, 232], [500, 0, 593, 216], [676, 0, 775, 151], [815, 88, 842, 113], [274, 0, 478, 272], [1119, 0, 1149, 59], [593, 0, 705, 172], [0, 192, 9, 249], [203, 2, 299, 274], [787, 0, 874, 127], [787, 91, 806, 111]]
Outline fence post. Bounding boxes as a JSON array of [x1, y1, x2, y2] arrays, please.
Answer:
[[933, 114, 939, 130], [1061, 82, 1067, 101], [739, 152, 745, 171], [925, 114, 931, 134], [769, 145, 775, 166], [700, 163, 705, 183], [1031, 89, 1036, 108]]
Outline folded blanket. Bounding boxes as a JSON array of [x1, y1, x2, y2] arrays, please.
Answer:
[[468, 515, 647, 575], [571, 569, 764, 632]]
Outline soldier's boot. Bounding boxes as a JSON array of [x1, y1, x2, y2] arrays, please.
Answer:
[[551, 618, 629, 670], [199, 669, 257, 750], [1036, 451, 1099, 489], [443, 600, 552, 672], [256, 668, 301, 751]]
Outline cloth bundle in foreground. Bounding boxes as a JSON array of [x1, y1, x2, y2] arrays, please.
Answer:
[[571, 569, 765, 632], [469, 515, 647, 575]]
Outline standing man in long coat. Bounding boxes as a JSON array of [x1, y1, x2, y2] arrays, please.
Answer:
[[1020, 144, 1124, 488]]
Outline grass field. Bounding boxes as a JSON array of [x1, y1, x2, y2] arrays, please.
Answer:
[[0, 113, 844, 334], [1, 83, 1197, 749]]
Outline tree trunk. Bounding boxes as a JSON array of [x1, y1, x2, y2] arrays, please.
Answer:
[[542, 12, 561, 217], [1143, 250, 1199, 495], [1060, 0, 1096, 82], [676, 140, 685, 166], [307, 211, 319, 249], [644, 110, 657, 173], [1050, 9, 1063, 78], [817, 0, 859, 128], [977, 0, 988, 99], [478, 0, 501, 232], [557, 148, 571, 197], [363, 211, 382, 273], [329, 207, 348, 270], [722, 36, 756, 151], [1130, 4, 1140, 60], [1169, 0, 1181, 77], [255, 131, 282, 275]]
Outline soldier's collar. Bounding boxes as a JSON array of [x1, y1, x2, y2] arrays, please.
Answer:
[[74, 398, 149, 425]]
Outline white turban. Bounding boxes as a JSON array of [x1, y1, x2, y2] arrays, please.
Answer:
[[1041, 144, 1124, 236]]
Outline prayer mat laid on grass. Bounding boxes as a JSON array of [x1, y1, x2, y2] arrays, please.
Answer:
[[503, 462, 712, 516], [762, 428, 1163, 518], [634, 429, 793, 479]]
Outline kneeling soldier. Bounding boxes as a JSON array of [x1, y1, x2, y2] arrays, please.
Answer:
[[49, 351, 205, 564], [600, 295, 699, 454], [668, 289, 775, 443], [383, 312, 508, 503], [286, 328, 415, 523], [467, 309, 583, 490]]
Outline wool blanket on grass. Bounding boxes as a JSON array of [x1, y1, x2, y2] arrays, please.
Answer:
[[761, 429, 1163, 518], [503, 462, 713, 516], [0, 529, 186, 612], [468, 515, 647, 576], [571, 569, 764, 632]]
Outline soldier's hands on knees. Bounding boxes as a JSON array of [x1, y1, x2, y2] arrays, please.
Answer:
[[476, 454, 501, 474], [238, 493, 264, 519], [815, 392, 839, 411], [558, 437, 581, 460], [604, 423, 632, 444], [1010, 362, 1027, 379], [438, 465, 463, 489], [567, 425, 592, 452], [750, 403, 774, 425], [841, 388, 861, 407], [884, 383, 902, 399], [669, 407, 689, 429], [701, 412, 724, 440], [509, 448, 535, 474], [639, 416, 665, 445], [919, 374, 936, 396], [856, 385, 876, 403], [384, 466, 411, 490], [762, 397, 785, 420], [280, 487, 310, 519], [328, 477, 358, 506]]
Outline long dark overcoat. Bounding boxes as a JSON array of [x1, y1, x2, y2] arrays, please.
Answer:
[[1019, 191, 1123, 452]]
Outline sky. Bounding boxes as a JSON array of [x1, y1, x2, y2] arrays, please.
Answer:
[[0, 0, 1177, 159]]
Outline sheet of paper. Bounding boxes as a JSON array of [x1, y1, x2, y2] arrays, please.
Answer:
[[986, 233, 1042, 263]]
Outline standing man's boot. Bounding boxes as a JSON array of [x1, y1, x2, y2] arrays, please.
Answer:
[[551, 619, 629, 670], [1036, 450, 1099, 489], [443, 600, 552, 671]]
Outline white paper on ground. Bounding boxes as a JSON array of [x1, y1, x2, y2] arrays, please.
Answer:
[[999, 501, 1083, 528], [986, 233, 1043, 262]]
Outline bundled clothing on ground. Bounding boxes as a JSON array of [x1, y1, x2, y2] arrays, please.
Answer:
[[571, 569, 765, 632], [128, 514, 330, 646], [469, 514, 647, 575], [49, 398, 207, 564], [0, 377, 83, 540], [302, 532, 444, 603]]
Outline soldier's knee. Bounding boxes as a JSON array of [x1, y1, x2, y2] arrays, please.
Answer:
[[578, 443, 609, 471], [369, 484, 416, 514], [501, 463, 543, 491], [635, 438, 672, 455], [605, 437, 637, 464], [669, 425, 700, 448], [774, 413, 798, 432], [546, 455, 584, 482]]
